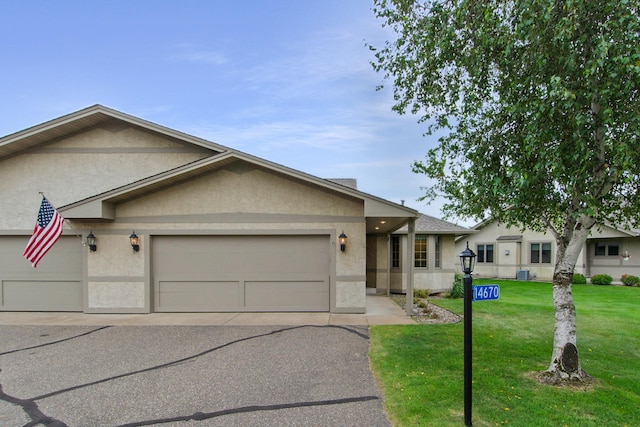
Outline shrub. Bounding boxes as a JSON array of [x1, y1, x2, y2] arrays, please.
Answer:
[[414, 288, 431, 299], [620, 274, 640, 287], [572, 273, 587, 284], [590, 274, 613, 286], [449, 273, 464, 299]]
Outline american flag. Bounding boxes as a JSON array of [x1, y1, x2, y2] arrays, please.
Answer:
[[23, 197, 65, 268]]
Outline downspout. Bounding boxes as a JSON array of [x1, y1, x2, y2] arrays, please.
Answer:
[[405, 218, 415, 316]]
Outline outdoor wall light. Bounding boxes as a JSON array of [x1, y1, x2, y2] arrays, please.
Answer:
[[339, 231, 348, 252], [622, 250, 630, 261], [130, 231, 140, 252], [86, 231, 97, 252]]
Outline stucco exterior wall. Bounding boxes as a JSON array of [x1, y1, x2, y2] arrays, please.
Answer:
[[456, 221, 640, 282], [586, 237, 640, 281], [72, 163, 366, 313], [0, 124, 212, 229]]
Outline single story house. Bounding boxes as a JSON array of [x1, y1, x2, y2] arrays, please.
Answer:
[[455, 219, 640, 282], [0, 105, 434, 314]]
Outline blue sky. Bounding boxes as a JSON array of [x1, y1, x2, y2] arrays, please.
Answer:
[[0, 0, 469, 225]]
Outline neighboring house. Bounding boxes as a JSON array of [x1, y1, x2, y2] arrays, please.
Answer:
[[455, 219, 640, 282], [368, 214, 472, 294], [0, 105, 421, 314]]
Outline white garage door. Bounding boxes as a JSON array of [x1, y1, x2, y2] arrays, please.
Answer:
[[152, 235, 330, 312], [0, 236, 83, 311]]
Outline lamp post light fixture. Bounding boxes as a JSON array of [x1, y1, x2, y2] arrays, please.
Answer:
[[460, 241, 476, 427], [86, 231, 97, 252], [130, 231, 140, 252], [338, 231, 348, 252]]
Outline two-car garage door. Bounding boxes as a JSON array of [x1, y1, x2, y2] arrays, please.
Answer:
[[152, 235, 330, 312]]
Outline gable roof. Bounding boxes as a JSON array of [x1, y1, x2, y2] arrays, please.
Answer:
[[0, 104, 229, 159], [463, 217, 640, 240], [394, 213, 472, 235], [31, 105, 418, 232]]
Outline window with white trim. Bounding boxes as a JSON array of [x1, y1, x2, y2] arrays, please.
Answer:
[[415, 235, 428, 268]]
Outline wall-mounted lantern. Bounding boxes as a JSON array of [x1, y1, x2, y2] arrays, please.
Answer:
[[338, 231, 348, 252], [622, 250, 630, 261], [86, 231, 97, 252], [130, 231, 140, 252]]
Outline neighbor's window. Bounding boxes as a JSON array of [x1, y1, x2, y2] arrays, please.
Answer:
[[476, 244, 494, 263], [435, 236, 441, 268], [531, 242, 552, 263], [415, 235, 428, 268], [391, 235, 400, 269], [595, 242, 619, 256]]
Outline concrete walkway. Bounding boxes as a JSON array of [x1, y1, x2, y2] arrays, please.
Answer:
[[0, 293, 415, 326]]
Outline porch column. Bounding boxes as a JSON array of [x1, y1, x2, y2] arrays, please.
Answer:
[[405, 218, 415, 315], [386, 232, 391, 296]]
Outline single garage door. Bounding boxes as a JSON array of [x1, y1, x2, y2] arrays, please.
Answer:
[[0, 236, 83, 311], [153, 235, 330, 312]]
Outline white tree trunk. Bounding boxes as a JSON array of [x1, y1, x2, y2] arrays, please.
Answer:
[[543, 218, 594, 384]]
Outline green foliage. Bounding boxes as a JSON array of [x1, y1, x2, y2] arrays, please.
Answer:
[[449, 273, 464, 298], [413, 288, 431, 299], [371, 0, 640, 230], [620, 274, 640, 287], [590, 274, 613, 286], [371, 0, 640, 376], [369, 279, 640, 426], [572, 273, 587, 284]]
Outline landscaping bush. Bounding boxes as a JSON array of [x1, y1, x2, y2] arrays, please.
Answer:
[[449, 273, 464, 298], [590, 274, 613, 286], [621, 274, 640, 287], [572, 273, 587, 284], [413, 288, 431, 299]]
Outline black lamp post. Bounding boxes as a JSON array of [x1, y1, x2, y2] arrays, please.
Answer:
[[460, 242, 476, 426]]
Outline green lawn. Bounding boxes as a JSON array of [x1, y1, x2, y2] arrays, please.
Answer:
[[369, 280, 640, 426]]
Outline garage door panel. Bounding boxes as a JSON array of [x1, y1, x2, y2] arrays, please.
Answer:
[[1, 280, 82, 311], [155, 280, 240, 311], [153, 235, 330, 312], [245, 280, 329, 311], [0, 237, 82, 312]]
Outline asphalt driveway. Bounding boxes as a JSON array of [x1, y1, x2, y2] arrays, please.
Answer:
[[0, 325, 391, 426]]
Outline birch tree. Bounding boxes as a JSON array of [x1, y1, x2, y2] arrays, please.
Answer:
[[371, 0, 640, 384]]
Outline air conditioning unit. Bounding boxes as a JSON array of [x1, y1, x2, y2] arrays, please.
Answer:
[[517, 270, 530, 280]]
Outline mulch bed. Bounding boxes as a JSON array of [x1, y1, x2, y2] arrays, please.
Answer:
[[389, 294, 462, 324]]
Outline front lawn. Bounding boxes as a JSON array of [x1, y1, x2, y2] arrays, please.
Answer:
[[369, 279, 640, 426]]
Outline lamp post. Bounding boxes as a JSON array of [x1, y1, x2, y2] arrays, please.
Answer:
[[460, 242, 476, 426]]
